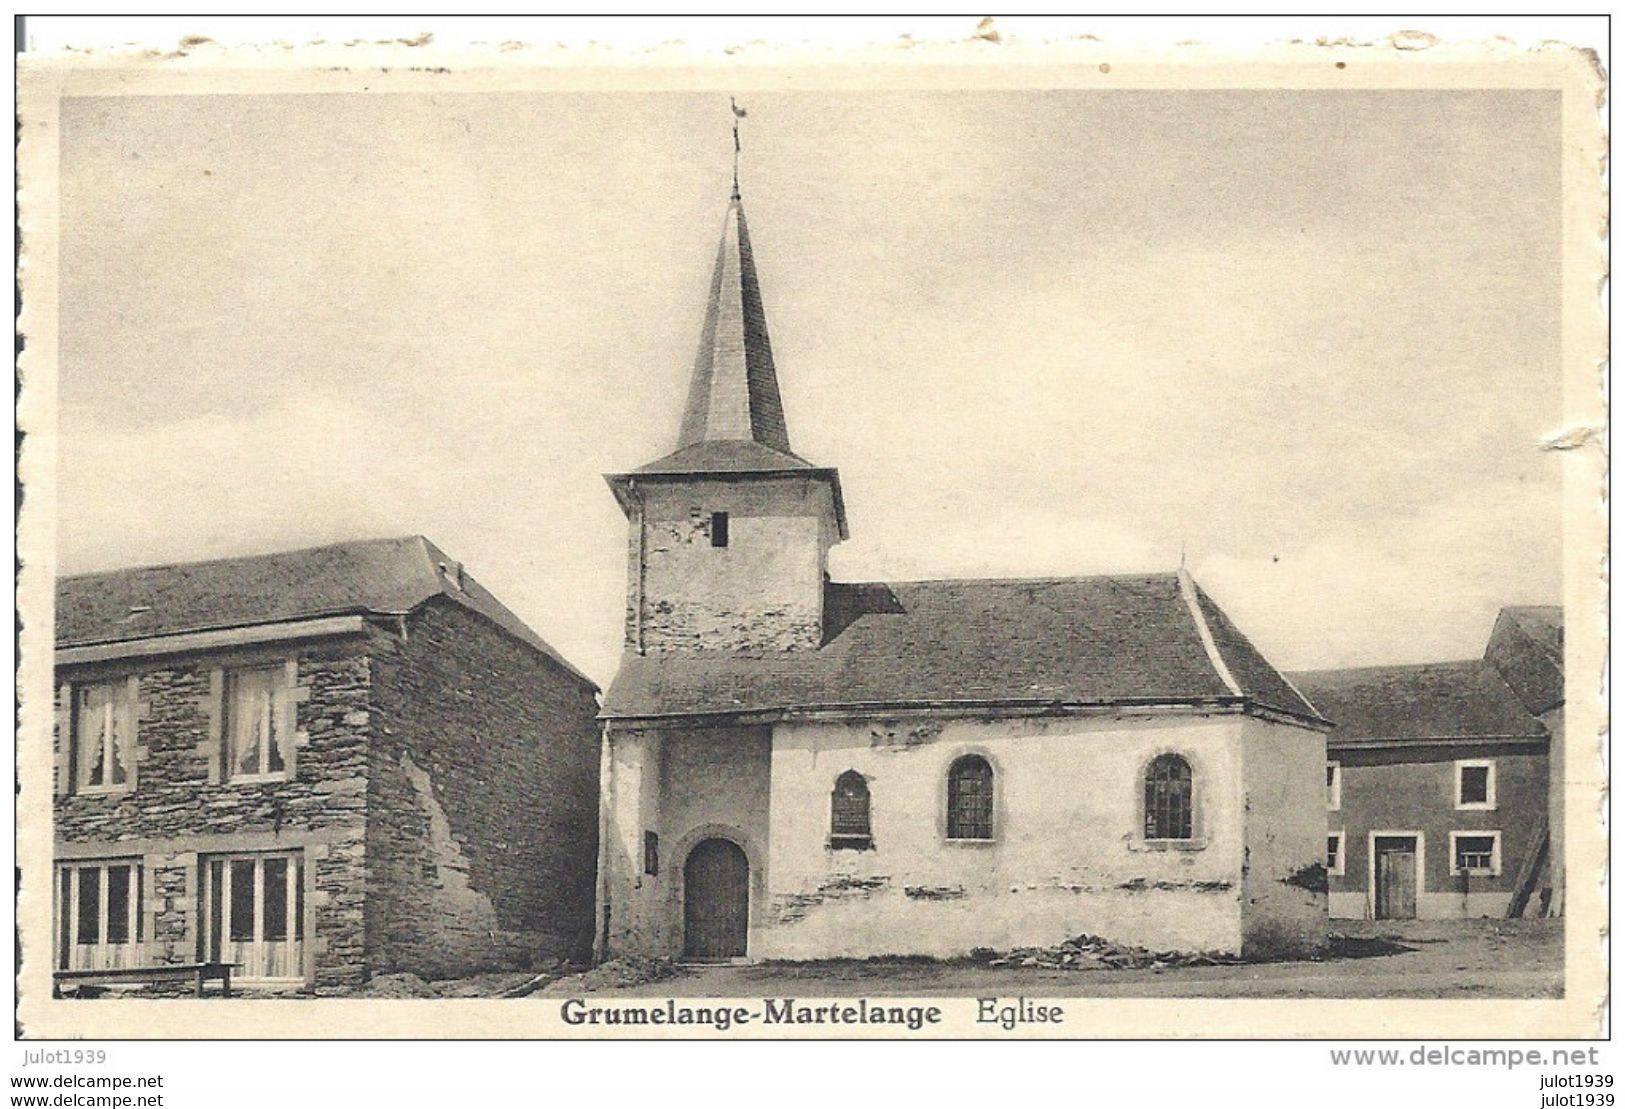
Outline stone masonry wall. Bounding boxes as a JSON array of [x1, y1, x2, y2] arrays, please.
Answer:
[[366, 599, 602, 979], [53, 636, 374, 990]]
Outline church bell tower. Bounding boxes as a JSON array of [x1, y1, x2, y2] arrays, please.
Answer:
[[606, 184, 848, 655]]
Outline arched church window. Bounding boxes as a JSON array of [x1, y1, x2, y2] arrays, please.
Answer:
[[1144, 754, 1194, 840], [946, 755, 994, 840], [830, 771, 871, 845]]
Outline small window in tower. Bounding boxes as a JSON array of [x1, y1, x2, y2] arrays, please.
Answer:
[[710, 512, 730, 548]]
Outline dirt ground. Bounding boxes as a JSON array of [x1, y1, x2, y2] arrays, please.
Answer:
[[541, 919, 1563, 999]]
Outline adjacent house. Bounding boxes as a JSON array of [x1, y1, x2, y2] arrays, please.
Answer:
[[1292, 605, 1562, 921], [53, 536, 601, 991], [595, 186, 1332, 964]]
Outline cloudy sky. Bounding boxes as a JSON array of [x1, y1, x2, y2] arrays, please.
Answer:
[[56, 88, 1564, 685]]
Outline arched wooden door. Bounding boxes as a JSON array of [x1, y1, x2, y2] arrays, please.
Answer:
[[683, 838, 749, 960]]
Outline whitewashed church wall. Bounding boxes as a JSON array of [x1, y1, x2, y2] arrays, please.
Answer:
[[759, 713, 1251, 959], [601, 724, 774, 959], [659, 725, 773, 905], [1236, 717, 1330, 957], [599, 727, 665, 957]]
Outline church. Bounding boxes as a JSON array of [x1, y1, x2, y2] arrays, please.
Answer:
[[595, 184, 1331, 964]]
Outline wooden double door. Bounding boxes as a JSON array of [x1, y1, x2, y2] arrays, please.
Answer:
[[683, 838, 749, 960]]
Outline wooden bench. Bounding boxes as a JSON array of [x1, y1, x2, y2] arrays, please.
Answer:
[[53, 962, 237, 998]]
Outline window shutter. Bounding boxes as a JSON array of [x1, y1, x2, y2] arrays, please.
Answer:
[[122, 675, 140, 788], [275, 660, 299, 774], [54, 683, 72, 796], [205, 668, 225, 785]]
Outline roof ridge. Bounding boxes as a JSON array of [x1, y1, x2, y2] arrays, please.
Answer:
[[1175, 568, 1244, 697], [59, 534, 430, 581], [1328, 731, 1550, 746], [1289, 658, 1488, 679], [1220, 590, 1325, 719], [832, 571, 1182, 589]]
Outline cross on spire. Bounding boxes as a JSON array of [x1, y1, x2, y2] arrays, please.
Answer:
[[730, 97, 747, 198]]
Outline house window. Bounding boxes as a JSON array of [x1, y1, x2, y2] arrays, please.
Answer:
[[72, 680, 135, 793], [201, 852, 306, 980], [224, 666, 290, 782], [946, 755, 993, 840], [1326, 761, 1341, 811], [644, 831, 659, 877], [1327, 832, 1345, 876], [1144, 754, 1194, 840], [1455, 760, 1495, 810], [710, 512, 730, 548], [830, 770, 872, 845], [55, 860, 142, 971], [1450, 832, 1501, 876]]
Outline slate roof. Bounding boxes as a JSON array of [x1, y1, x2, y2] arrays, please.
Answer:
[[1287, 660, 1547, 749], [56, 536, 595, 687], [609, 192, 850, 536], [1500, 605, 1563, 657], [1485, 605, 1565, 715], [675, 195, 793, 458], [635, 439, 815, 475], [604, 572, 1324, 726]]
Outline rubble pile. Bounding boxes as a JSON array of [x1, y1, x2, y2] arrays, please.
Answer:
[[980, 933, 1243, 971], [437, 970, 555, 998], [546, 955, 678, 993], [341, 967, 564, 999], [353, 972, 439, 998]]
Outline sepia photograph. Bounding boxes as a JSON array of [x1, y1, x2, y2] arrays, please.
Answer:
[[13, 16, 1607, 1066]]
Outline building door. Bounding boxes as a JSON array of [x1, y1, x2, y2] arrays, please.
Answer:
[[684, 838, 749, 960], [1373, 836, 1418, 920]]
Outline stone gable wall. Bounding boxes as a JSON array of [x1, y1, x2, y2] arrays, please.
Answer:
[[365, 599, 601, 978]]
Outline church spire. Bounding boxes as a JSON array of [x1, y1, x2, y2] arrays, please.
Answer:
[[604, 120, 850, 548], [673, 186, 794, 454]]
